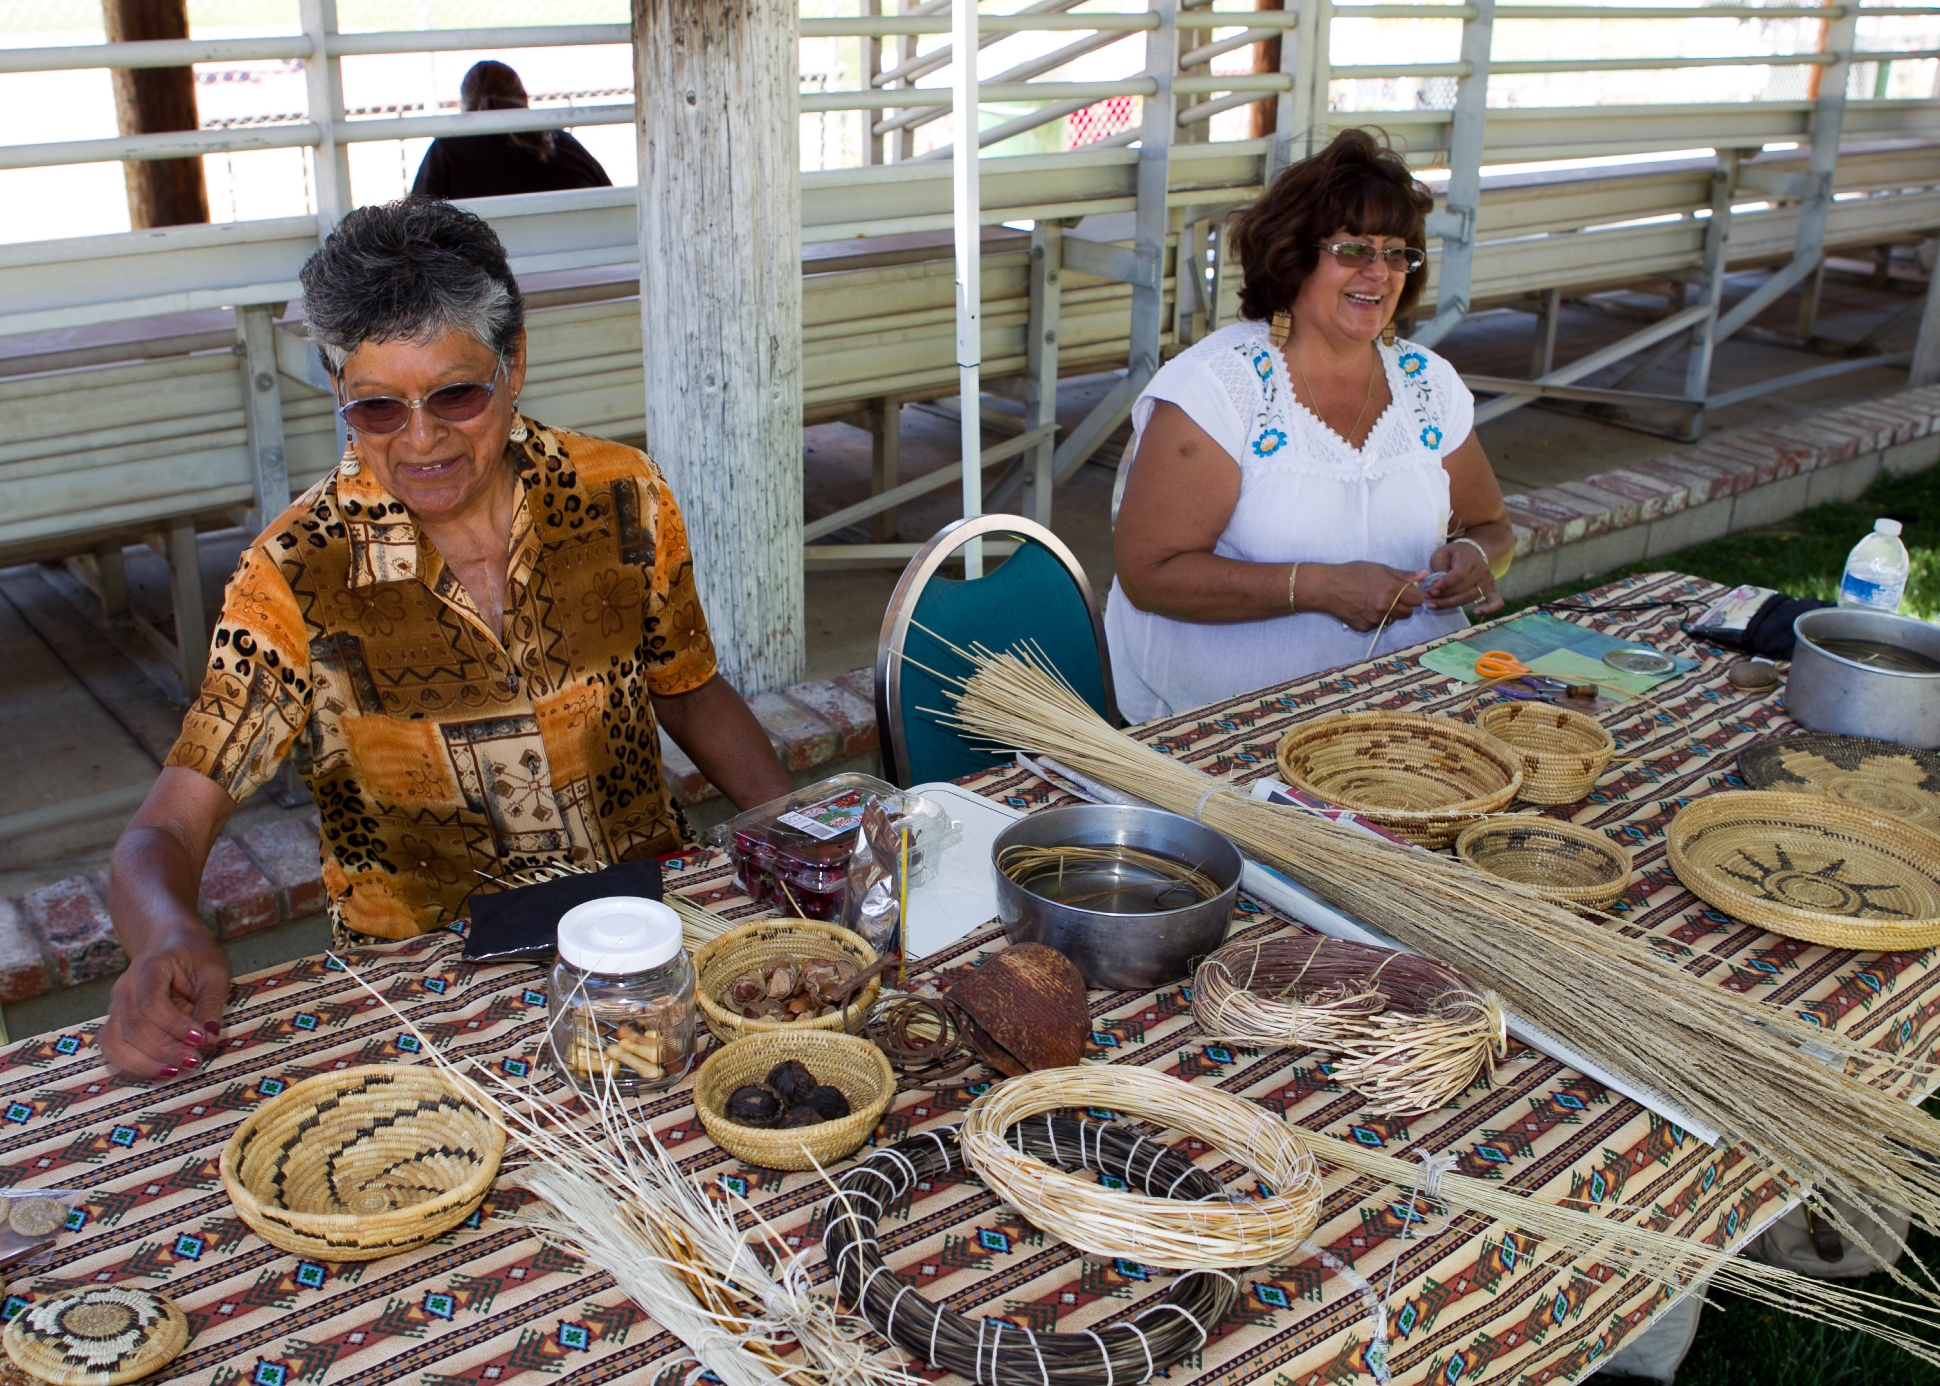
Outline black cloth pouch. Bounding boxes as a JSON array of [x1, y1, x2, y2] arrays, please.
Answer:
[[462, 858, 664, 964], [1686, 586, 1833, 660]]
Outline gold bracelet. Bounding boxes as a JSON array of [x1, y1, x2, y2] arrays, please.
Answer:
[[1287, 561, 1300, 613]]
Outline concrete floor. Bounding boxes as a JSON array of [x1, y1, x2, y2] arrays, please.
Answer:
[[0, 258, 1922, 1035]]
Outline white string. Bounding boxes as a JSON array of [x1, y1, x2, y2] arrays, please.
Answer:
[[1025, 1326, 1051, 1386], [976, 1317, 989, 1385], [991, 1321, 1005, 1386], [1118, 1320, 1157, 1383], [884, 1282, 914, 1345], [1417, 1150, 1459, 1202], [858, 1261, 894, 1307], [1194, 783, 1222, 823], [880, 1145, 922, 1188], [1084, 1328, 1115, 1386], [930, 1301, 945, 1367], [1302, 1238, 1390, 1386], [1182, 1267, 1236, 1290], [1136, 1302, 1209, 1353], [1165, 1162, 1201, 1198], [1048, 1116, 1062, 1167], [919, 1127, 955, 1173]]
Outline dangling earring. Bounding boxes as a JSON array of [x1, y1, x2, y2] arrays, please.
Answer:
[[508, 399, 529, 444], [339, 437, 361, 477], [1380, 321, 1398, 347], [1269, 310, 1293, 350]]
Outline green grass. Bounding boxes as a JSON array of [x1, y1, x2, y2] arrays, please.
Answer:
[[1517, 468, 1940, 1381], [1511, 464, 1940, 620]]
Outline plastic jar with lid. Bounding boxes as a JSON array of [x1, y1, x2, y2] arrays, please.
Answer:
[[546, 897, 697, 1096]]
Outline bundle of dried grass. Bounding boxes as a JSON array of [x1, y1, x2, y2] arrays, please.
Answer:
[[342, 966, 914, 1386], [961, 1067, 1940, 1365], [940, 646, 1940, 1285], [1193, 937, 1507, 1115]]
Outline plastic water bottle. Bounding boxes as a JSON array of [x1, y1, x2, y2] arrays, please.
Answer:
[[1838, 518, 1909, 613]]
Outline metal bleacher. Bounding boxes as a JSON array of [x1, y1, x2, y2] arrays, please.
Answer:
[[5, 0, 1940, 726]]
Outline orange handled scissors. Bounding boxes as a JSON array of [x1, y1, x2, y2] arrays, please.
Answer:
[[1474, 649, 1531, 680]]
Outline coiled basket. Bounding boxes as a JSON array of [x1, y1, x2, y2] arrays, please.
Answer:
[[220, 1064, 504, 1261]]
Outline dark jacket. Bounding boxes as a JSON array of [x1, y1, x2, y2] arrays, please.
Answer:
[[411, 131, 612, 200]]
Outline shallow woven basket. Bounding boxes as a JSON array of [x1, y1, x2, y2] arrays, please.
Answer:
[[1666, 791, 1940, 949], [694, 1029, 895, 1171], [692, 918, 881, 1044], [1474, 702, 1617, 806], [1274, 711, 1523, 848], [220, 1064, 503, 1261], [1455, 815, 1633, 909]]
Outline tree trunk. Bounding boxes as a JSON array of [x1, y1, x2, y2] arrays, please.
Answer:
[[633, 0, 804, 695], [103, 0, 210, 229]]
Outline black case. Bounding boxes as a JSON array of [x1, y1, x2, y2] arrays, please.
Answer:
[[462, 859, 665, 964]]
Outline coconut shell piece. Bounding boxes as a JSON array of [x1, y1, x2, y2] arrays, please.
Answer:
[[946, 943, 1088, 1075]]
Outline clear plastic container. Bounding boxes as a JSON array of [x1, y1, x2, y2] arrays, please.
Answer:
[[546, 897, 696, 1096], [1839, 517, 1910, 613], [719, 773, 963, 920]]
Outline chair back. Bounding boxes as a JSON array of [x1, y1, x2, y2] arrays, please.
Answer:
[[875, 515, 1116, 787]]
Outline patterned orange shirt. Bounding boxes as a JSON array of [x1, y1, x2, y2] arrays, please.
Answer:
[[165, 418, 718, 939]]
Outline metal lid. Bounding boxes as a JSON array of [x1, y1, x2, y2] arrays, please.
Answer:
[[557, 897, 683, 974], [1602, 647, 1676, 677]]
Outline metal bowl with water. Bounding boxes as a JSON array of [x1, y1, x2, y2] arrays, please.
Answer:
[[990, 804, 1242, 991]]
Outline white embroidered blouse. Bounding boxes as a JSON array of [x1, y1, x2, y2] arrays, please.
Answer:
[[1104, 320, 1476, 722]]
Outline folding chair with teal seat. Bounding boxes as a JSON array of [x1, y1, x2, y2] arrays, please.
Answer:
[[875, 514, 1118, 787]]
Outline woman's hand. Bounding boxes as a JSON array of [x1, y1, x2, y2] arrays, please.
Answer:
[[104, 767, 238, 1080], [1314, 562, 1429, 631], [1425, 540, 1504, 615], [100, 922, 229, 1080]]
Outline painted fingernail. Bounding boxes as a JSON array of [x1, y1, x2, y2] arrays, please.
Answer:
[[184, 1028, 206, 1045], [158, 1068, 179, 1079], [205, 1020, 223, 1036], [181, 1052, 201, 1069]]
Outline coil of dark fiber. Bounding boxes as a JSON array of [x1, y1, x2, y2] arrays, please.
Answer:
[[821, 1116, 1239, 1385]]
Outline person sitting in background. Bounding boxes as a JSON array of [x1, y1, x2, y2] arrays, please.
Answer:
[[412, 60, 613, 200], [1106, 129, 1514, 721], [100, 197, 789, 1079]]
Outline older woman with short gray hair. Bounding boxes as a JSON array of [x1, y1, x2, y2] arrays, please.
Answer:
[[101, 197, 791, 1080]]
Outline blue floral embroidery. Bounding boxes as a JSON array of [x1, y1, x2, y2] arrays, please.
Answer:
[[1252, 348, 1274, 380], [1253, 428, 1288, 457], [1398, 351, 1427, 377], [1419, 424, 1443, 450]]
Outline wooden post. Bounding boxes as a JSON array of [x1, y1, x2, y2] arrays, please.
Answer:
[[102, 0, 209, 229], [634, 0, 804, 694]]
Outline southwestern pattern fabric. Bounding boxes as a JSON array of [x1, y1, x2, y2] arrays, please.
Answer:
[[164, 419, 717, 939], [4, 575, 1935, 1385]]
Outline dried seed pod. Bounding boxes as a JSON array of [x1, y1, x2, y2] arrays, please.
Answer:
[[727, 970, 768, 1007], [799, 958, 844, 1003], [946, 942, 1089, 1076], [798, 1085, 851, 1121], [780, 1105, 825, 1128], [787, 997, 813, 1016], [766, 962, 799, 999], [765, 1060, 818, 1105], [724, 1083, 784, 1128]]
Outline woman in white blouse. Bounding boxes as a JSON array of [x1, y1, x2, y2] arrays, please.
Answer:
[[1107, 130, 1514, 722]]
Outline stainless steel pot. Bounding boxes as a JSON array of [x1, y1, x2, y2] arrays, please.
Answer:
[[1786, 608, 1940, 750], [990, 804, 1242, 991]]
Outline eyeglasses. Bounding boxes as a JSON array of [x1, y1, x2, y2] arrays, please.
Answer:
[[336, 364, 504, 435], [1319, 240, 1426, 273]]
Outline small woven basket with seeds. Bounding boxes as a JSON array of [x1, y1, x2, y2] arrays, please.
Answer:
[[694, 1029, 895, 1170], [692, 918, 882, 1044], [1455, 815, 1634, 909], [220, 1064, 503, 1262], [1193, 936, 1507, 1115], [1274, 711, 1523, 847]]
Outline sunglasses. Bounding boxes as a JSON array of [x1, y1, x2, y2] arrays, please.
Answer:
[[336, 364, 504, 436], [1319, 240, 1426, 273]]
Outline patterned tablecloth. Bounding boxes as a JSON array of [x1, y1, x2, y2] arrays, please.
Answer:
[[0, 571, 1928, 1386]]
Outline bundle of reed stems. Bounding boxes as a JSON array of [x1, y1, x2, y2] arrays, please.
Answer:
[[961, 1066, 1940, 1365], [941, 646, 1940, 1285], [341, 963, 913, 1386], [1192, 937, 1507, 1116]]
